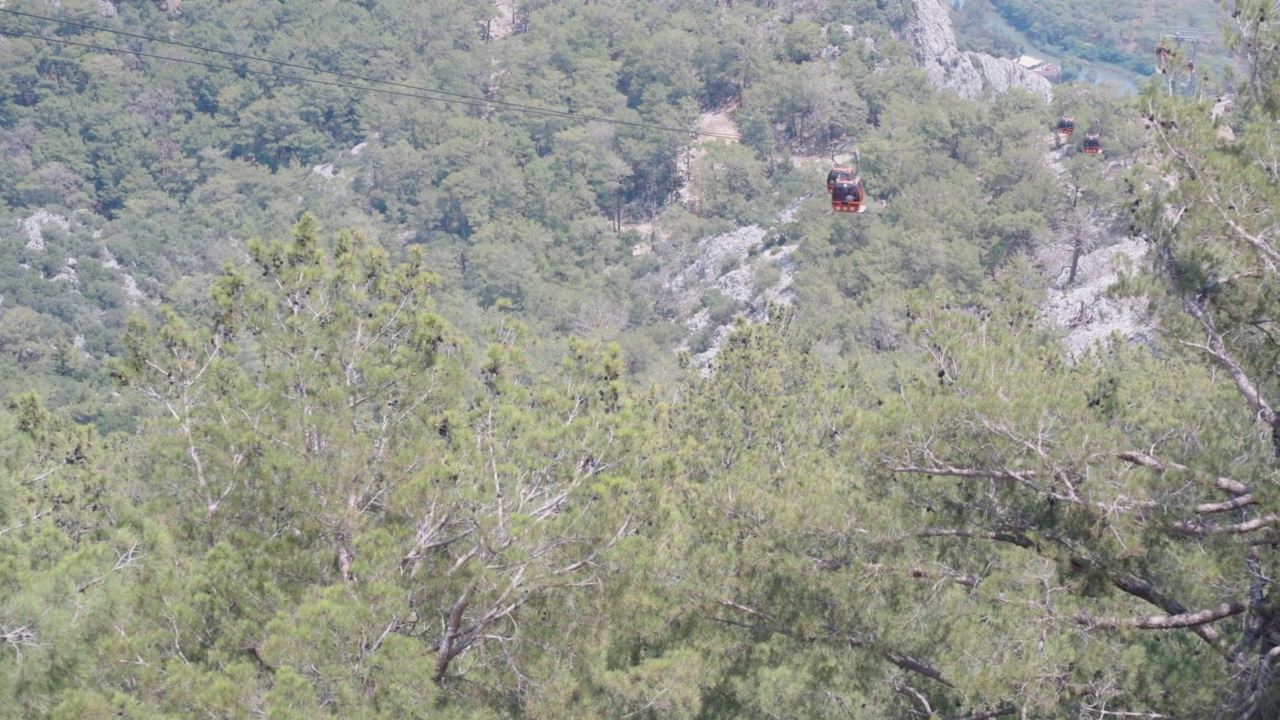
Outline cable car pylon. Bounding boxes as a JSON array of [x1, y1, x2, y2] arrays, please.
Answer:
[[1155, 26, 1213, 98]]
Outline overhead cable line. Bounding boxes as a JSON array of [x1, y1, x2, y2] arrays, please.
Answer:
[[0, 8, 932, 153]]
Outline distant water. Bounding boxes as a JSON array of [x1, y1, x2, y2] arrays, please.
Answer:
[[947, 0, 1143, 93], [985, 13, 1141, 93]]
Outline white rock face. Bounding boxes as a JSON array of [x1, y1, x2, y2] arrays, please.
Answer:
[[98, 0, 118, 17], [968, 53, 1053, 100], [49, 258, 78, 285], [311, 162, 340, 179], [896, 0, 1052, 103], [687, 226, 768, 289], [122, 274, 148, 307], [21, 210, 70, 251], [1043, 238, 1151, 356], [667, 199, 804, 370]]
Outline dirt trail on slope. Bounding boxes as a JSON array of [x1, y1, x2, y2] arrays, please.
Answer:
[[693, 112, 741, 143]]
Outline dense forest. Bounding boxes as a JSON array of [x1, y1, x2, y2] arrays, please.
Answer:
[[3, 0, 1280, 716]]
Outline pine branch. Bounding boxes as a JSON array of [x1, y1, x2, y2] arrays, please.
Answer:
[[892, 465, 1138, 511], [947, 707, 1017, 720], [918, 527, 1039, 550], [715, 600, 955, 686]]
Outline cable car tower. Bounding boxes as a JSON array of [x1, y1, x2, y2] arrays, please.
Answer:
[[1156, 26, 1213, 98]]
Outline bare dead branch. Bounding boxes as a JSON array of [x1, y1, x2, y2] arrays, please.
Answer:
[[1195, 495, 1258, 514], [1112, 575, 1225, 650], [718, 598, 777, 622], [884, 651, 954, 687], [948, 707, 1017, 720], [0, 508, 51, 537], [1210, 198, 1280, 269], [364, 615, 399, 660], [1177, 299, 1279, 438], [1078, 601, 1246, 630], [891, 680, 933, 716], [1116, 451, 1251, 495], [0, 625, 39, 663], [1172, 515, 1280, 536], [435, 583, 474, 683], [893, 465, 1038, 483], [903, 566, 982, 588], [0, 625, 38, 647]]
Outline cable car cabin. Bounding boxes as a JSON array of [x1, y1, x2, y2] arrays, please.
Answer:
[[1082, 134, 1101, 154], [831, 177, 867, 213], [1057, 116, 1075, 135], [826, 165, 855, 194]]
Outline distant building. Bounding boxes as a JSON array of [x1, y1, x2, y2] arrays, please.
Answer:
[[1017, 55, 1061, 81]]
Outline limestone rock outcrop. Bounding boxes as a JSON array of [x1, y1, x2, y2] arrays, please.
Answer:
[[1042, 238, 1151, 357], [895, 0, 1052, 103]]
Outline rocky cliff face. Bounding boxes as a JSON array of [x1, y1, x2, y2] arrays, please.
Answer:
[[895, 0, 1052, 103], [1041, 237, 1150, 356]]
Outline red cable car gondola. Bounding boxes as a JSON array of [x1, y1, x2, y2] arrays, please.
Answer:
[[1057, 116, 1075, 135], [1082, 133, 1101, 154], [826, 165, 855, 194], [831, 177, 867, 213]]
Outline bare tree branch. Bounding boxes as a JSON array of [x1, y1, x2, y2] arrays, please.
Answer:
[[1078, 601, 1246, 630], [435, 582, 474, 683], [1210, 196, 1280, 269], [1172, 516, 1280, 536], [1195, 495, 1258, 514], [1112, 575, 1225, 650], [716, 601, 955, 687], [0, 625, 39, 662], [947, 707, 1017, 720], [1175, 295, 1280, 453], [891, 680, 933, 716], [1116, 451, 1251, 495], [718, 598, 776, 622], [884, 651, 954, 687]]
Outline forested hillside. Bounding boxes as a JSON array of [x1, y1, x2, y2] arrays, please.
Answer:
[[3, 0, 1280, 716]]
